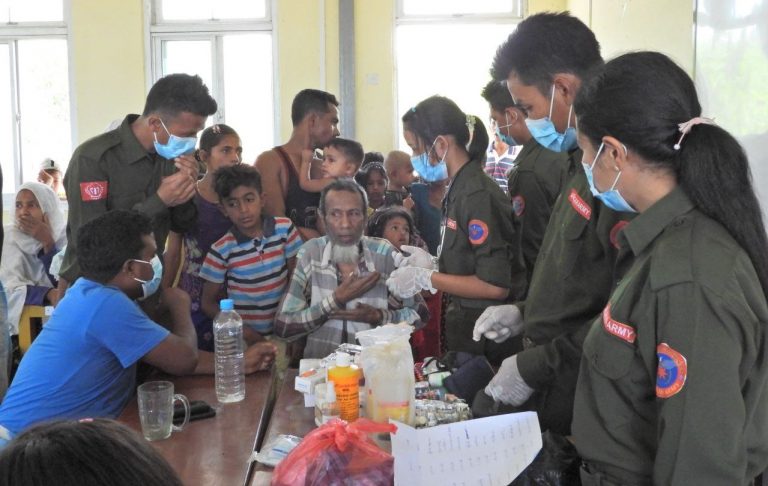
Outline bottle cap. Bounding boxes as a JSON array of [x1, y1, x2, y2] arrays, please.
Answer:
[[326, 380, 336, 401], [220, 299, 234, 311], [336, 352, 351, 367]]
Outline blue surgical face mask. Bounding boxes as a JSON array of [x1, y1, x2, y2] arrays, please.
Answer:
[[153, 119, 197, 159], [525, 84, 577, 152], [495, 112, 518, 146], [132, 255, 163, 300], [411, 138, 448, 182], [582, 143, 636, 213]]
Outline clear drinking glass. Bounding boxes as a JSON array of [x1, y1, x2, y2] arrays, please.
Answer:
[[137, 381, 190, 441]]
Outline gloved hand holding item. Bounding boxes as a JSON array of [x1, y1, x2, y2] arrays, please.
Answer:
[[472, 304, 523, 343], [485, 355, 534, 406], [392, 245, 437, 270], [386, 266, 436, 298]]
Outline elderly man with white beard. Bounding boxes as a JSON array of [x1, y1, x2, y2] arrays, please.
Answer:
[[274, 179, 427, 359]]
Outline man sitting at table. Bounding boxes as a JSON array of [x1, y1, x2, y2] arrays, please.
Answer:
[[0, 210, 198, 443], [274, 179, 427, 359]]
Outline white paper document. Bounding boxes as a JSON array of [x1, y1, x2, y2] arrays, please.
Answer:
[[390, 412, 542, 486]]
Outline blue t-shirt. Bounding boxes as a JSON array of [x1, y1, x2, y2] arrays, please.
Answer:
[[0, 278, 169, 435], [410, 183, 442, 255]]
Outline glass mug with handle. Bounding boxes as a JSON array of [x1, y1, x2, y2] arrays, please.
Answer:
[[137, 381, 190, 441]]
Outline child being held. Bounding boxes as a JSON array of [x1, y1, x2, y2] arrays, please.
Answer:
[[200, 165, 303, 342], [298, 138, 364, 193], [383, 150, 416, 210]]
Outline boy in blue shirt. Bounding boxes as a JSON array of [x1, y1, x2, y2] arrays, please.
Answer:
[[200, 164, 303, 342], [0, 210, 198, 443]]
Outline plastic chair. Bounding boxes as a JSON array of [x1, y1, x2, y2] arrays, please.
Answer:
[[18, 305, 45, 354]]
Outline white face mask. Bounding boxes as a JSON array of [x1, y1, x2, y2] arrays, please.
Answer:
[[132, 255, 163, 300]]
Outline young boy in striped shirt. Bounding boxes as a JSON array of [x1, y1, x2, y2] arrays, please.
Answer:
[[200, 164, 303, 342]]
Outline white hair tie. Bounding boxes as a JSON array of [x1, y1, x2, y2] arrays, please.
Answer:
[[673, 116, 715, 150]]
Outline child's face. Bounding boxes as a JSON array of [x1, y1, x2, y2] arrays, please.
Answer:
[[382, 216, 411, 250], [366, 171, 387, 208], [321, 146, 356, 178], [203, 134, 242, 172], [390, 162, 416, 188], [222, 185, 263, 233], [15, 189, 44, 222]]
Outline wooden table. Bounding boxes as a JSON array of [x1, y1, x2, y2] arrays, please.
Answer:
[[120, 370, 277, 486], [250, 368, 317, 486]]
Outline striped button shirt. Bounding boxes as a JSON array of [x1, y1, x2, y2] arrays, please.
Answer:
[[274, 236, 428, 359], [200, 216, 302, 334], [484, 143, 521, 194]]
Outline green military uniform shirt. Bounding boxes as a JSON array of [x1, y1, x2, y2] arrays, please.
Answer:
[[439, 160, 526, 364], [514, 148, 633, 433], [506, 138, 570, 284], [60, 114, 197, 282], [573, 187, 768, 485]]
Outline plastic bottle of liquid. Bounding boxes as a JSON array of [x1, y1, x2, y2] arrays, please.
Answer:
[[320, 380, 340, 423], [214, 299, 245, 403], [328, 352, 359, 422]]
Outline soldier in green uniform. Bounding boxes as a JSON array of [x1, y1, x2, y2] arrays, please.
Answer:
[[572, 51, 768, 485], [386, 96, 526, 366], [481, 79, 569, 285], [472, 13, 633, 435], [59, 74, 218, 289]]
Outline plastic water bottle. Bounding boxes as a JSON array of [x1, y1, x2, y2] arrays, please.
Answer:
[[214, 299, 245, 403]]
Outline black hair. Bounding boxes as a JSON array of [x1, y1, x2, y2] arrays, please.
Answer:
[[575, 51, 768, 296], [367, 206, 415, 241], [142, 73, 218, 118], [354, 162, 388, 190], [198, 123, 239, 153], [325, 137, 365, 168], [213, 164, 262, 200], [77, 210, 153, 283], [0, 419, 183, 486], [291, 89, 339, 126], [319, 178, 368, 216], [362, 151, 385, 167], [401, 95, 489, 164], [481, 79, 516, 113], [491, 12, 602, 96]]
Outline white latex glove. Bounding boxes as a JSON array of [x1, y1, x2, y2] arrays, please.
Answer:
[[392, 245, 437, 270], [472, 304, 524, 343], [485, 355, 534, 406], [386, 266, 436, 298]]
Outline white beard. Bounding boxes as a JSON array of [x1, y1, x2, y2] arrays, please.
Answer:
[[330, 243, 360, 265]]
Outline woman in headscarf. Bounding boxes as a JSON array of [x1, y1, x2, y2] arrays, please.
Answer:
[[0, 182, 67, 336]]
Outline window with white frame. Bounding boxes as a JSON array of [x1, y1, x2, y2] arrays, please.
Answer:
[[0, 0, 71, 195], [149, 0, 275, 164], [395, 0, 522, 150]]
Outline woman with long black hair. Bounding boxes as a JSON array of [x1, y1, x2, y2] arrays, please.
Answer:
[[387, 95, 526, 365], [572, 51, 768, 485]]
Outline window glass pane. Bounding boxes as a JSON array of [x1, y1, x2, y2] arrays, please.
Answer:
[[17, 38, 70, 184], [222, 33, 273, 164], [396, 23, 514, 150], [161, 39, 214, 103], [0, 0, 64, 22], [160, 0, 266, 21], [0, 44, 14, 194], [401, 0, 516, 16]]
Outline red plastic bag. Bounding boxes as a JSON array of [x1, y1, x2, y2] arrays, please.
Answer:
[[271, 418, 397, 486]]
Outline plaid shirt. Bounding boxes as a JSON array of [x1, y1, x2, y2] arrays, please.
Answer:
[[274, 236, 428, 358]]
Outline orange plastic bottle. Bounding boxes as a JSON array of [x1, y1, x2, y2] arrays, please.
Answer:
[[327, 352, 359, 422]]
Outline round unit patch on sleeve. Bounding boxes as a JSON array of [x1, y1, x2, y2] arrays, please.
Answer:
[[656, 343, 687, 398], [468, 219, 489, 245], [512, 195, 526, 217]]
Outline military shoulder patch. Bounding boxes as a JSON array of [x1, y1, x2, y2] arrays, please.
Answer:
[[656, 343, 687, 398], [468, 219, 489, 245]]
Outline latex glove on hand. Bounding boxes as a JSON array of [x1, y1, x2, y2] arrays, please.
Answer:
[[392, 245, 437, 270], [386, 266, 436, 299], [485, 355, 534, 406], [472, 304, 523, 343]]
